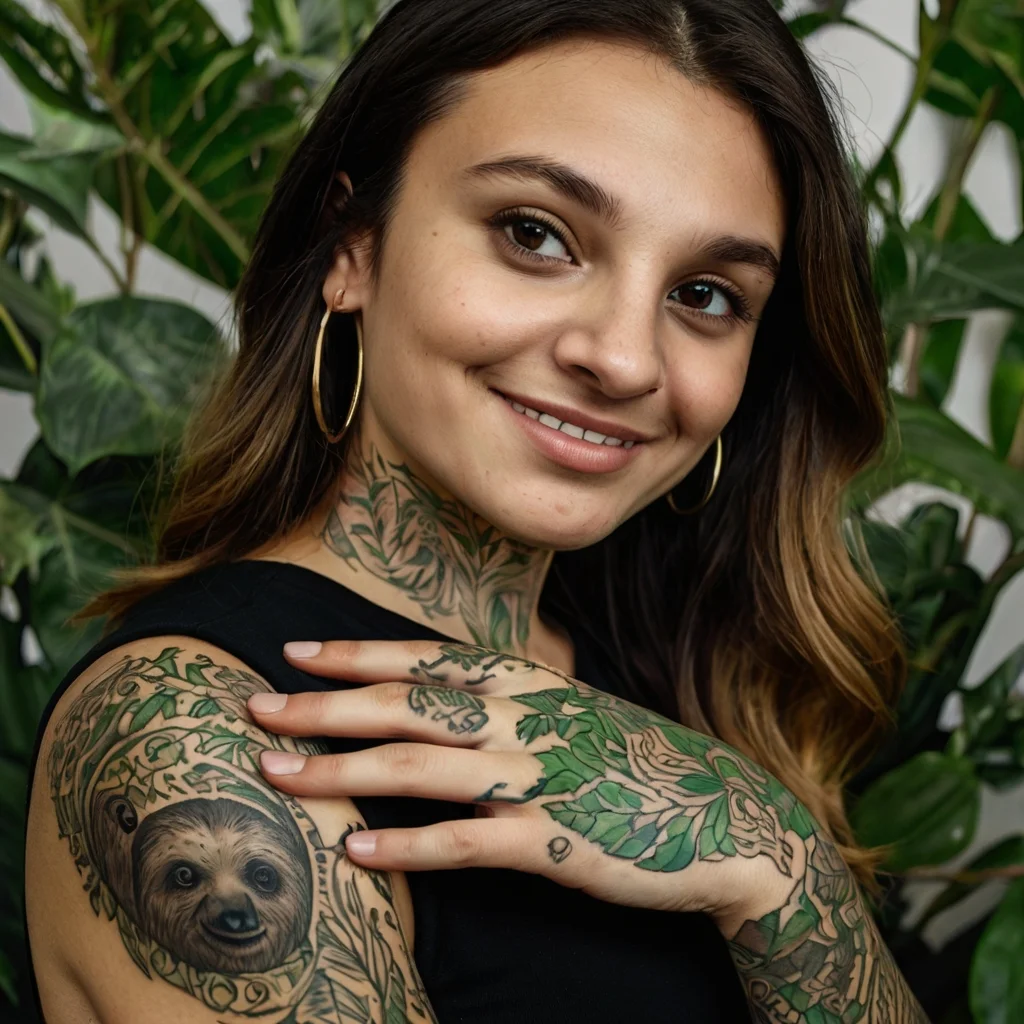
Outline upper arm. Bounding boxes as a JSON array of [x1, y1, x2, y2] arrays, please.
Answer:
[[26, 637, 435, 1024]]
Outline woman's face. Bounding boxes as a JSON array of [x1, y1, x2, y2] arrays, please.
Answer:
[[327, 37, 786, 549]]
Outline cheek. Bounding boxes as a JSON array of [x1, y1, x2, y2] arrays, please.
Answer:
[[664, 338, 753, 437]]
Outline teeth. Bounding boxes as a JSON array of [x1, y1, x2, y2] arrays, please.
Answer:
[[503, 396, 633, 448]]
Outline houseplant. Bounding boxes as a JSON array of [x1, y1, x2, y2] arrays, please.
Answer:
[[0, 0, 1022, 1019]]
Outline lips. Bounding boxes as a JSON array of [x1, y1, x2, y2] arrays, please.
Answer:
[[492, 389, 652, 444]]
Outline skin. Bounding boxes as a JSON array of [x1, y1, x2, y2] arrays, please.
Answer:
[[259, 36, 784, 668], [26, 35, 928, 1024]]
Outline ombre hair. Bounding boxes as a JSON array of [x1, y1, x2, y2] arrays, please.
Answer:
[[89, 0, 905, 888]]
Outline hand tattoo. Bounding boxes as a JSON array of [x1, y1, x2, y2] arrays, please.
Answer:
[[420, 643, 929, 1023]]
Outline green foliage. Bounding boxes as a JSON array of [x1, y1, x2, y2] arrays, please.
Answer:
[[0, 0, 1021, 1019]]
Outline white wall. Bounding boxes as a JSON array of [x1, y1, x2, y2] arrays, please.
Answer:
[[1, 0, 1022, 945]]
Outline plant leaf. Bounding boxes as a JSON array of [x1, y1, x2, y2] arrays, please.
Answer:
[[850, 752, 980, 872], [969, 877, 1024, 1024], [36, 296, 223, 474]]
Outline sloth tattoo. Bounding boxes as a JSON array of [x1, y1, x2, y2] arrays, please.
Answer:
[[48, 647, 434, 1020], [96, 796, 312, 974]]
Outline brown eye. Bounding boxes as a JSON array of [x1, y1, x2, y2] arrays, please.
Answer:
[[491, 210, 573, 263], [508, 219, 549, 252]]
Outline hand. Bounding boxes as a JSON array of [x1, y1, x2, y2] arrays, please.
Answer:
[[248, 639, 815, 930]]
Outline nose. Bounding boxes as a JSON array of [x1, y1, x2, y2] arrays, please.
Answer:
[[208, 892, 260, 934], [552, 280, 665, 399]]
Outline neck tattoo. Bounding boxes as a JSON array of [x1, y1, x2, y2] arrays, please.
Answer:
[[320, 442, 548, 653]]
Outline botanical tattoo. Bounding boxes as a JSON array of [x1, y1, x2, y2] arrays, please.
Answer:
[[414, 643, 928, 1024], [49, 648, 435, 1022], [408, 686, 488, 734], [547, 837, 572, 864], [322, 443, 546, 652]]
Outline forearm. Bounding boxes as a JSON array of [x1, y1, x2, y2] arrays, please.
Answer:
[[723, 832, 929, 1023]]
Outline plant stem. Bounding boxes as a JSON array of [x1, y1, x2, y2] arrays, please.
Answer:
[[934, 85, 1002, 243], [898, 85, 1001, 397], [906, 864, 1024, 883], [59, 2, 251, 268], [0, 301, 38, 375], [1007, 399, 1024, 471]]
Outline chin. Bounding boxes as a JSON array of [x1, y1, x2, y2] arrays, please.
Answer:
[[481, 497, 623, 552]]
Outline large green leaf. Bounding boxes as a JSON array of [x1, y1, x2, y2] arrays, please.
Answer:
[[0, 255, 61, 345], [0, 132, 97, 237], [920, 318, 968, 407], [951, 0, 1024, 98], [36, 296, 222, 474], [948, 644, 1024, 756], [990, 318, 1024, 459], [850, 752, 980, 872], [884, 232, 1024, 330], [970, 878, 1024, 1024], [0, 485, 55, 584], [850, 395, 1024, 543], [10, 443, 153, 674], [0, 0, 92, 116]]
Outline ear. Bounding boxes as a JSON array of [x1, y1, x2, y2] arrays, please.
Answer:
[[322, 170, 373, 311]]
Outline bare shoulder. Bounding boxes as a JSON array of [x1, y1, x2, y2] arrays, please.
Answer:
[[26, 636, 432, 1024]]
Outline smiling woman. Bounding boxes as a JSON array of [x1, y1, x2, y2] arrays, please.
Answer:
[[24, 1, 920, 1022]]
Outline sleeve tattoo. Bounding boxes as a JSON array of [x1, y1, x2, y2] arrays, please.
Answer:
[[47, 647, 436, 1022]]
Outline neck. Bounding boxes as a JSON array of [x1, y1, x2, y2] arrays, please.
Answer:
[[269, 427, 569, 668]]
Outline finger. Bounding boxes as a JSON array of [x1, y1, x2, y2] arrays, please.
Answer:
[[341, 817, 577, 877], [258, 743, 546, 805], [248, 684, 519, 748], [282, 638, 553, 694]]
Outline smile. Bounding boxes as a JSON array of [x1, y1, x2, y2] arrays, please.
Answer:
[[501, 396, 635, 449], [203, 925, 267, 947]]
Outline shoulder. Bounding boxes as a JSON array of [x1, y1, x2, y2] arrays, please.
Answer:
[[26, 636, 425, 1024]]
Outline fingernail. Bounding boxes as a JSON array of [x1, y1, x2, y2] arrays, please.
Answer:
[[260, 750, 306, 775], [249, 693, 287, 713], [346, 832, 377, 856], [284, 641, 322, 659]]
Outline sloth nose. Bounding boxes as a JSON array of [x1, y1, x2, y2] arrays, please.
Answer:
[[209, 894, 260, 934]]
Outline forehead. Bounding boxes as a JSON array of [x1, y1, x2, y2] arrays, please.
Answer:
[[409, 37, 785, 244]]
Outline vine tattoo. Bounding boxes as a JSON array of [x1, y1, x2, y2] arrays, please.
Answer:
[[48, 648, 436, 1022], [420, 643, 927, 1023], [408, 686, 488, 734], [321, 443, 546, 652]]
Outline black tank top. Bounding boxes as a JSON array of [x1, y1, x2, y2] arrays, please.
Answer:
[[27, 560, 749, 1023]]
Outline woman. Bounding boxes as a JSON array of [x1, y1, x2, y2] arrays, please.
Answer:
[[24, 0, 923, 1020]]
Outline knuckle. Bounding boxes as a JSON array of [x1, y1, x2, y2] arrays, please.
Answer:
[[443, 825, 482, 866], [374, 681, 411, 713], [381, 741, 430, 775]]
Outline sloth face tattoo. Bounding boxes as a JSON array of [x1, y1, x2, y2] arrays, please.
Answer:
[[48, 647, 435, 1021]]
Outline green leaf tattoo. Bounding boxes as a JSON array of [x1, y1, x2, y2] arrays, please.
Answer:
[[321, 443, 546, 652], [425, 642, 928, 1023], [48, 648, 436, 1022]]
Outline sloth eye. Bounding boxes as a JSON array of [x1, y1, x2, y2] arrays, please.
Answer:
[[247, 861, 280, 894], [167, 863, 199, 889]]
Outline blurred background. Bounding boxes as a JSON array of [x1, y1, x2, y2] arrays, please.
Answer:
[[0, 0, 1022, 1020]]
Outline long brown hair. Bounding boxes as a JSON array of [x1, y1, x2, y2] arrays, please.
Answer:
[[89, 0, 905, 887]]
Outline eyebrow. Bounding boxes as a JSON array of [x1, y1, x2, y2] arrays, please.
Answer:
[[461, 155, 781, 281]]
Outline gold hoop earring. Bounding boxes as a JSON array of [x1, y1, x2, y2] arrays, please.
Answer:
[[312, 288, 364, 443], [666, 435, 723, 515]]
